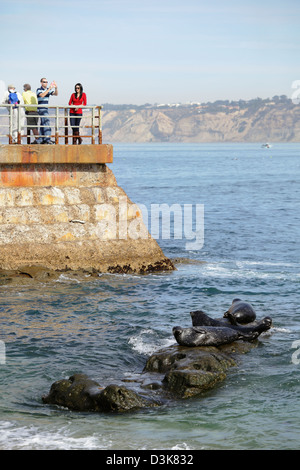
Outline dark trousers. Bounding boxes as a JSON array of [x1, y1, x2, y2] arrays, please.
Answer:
[[70, 114, 82, 133], [70, 113, 82, 144]]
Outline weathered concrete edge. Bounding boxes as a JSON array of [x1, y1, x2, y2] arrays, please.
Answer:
[[0, 144, 113, 164]]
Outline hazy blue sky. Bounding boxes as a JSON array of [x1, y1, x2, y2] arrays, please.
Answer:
[[1, 0, 299, 105]]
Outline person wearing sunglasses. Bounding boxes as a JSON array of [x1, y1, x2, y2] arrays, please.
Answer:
[[36, 78, 58, 144], [68, 83, 87, 144]]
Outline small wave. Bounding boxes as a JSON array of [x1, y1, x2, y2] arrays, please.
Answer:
[[199, 261, 299, 283], [236, 260, 297, 268], [0, 421, 111, 450], [198, 287, 225, 295], [55, 274, 82, 284], [128, 329, 174, 356], [171, 442, 193, 450], [272, 327, 292, 334]]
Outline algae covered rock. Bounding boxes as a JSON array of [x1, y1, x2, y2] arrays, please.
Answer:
[[42, 341, 257, 412], [42, 373, 158, 412], [143, 344, 239, 398]]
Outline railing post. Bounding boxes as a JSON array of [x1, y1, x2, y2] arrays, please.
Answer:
[[17, 106, 21, 145], [8, 106, 13, 144], [64, 108, 68, 145], [25, 106, 30, 144], [27, 119, 30, 144], [92, 107, 95, 145], [98, 106, 102, 144], [55, 107, 59, 144]]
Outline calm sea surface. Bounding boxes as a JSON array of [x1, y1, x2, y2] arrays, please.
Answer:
[[0, 143, 299, 450]]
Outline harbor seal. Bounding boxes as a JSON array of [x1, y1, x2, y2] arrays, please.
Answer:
[[223, 299, 256, 324], [173, 318, 272, 347], [190, 310, 232, 327], [190, 310, 271, 330]]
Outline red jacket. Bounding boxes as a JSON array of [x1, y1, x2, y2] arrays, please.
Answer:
[[69, 92, 87, 114]]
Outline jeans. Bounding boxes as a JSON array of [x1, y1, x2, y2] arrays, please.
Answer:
[[38, 108, 51, 143], [70, 114, 82, 133]]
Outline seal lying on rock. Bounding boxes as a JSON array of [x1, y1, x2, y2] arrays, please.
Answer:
[[190, 310, 232, 327], [173, 317, 272, 347], [223, 298, 256, 324], [190, 310, 271, 330]]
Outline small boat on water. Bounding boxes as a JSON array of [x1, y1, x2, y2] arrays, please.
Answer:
[[261, 143, 272, 148]]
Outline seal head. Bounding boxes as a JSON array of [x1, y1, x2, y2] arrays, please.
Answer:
[[223, 299, 256, 324]]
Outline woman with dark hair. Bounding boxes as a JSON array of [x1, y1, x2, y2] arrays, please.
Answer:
[[69, 83, 87, 144]]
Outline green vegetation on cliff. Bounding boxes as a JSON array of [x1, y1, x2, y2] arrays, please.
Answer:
[[102, 96, 300, 143]]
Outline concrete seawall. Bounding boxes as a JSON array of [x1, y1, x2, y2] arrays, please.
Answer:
[[0, 144, 174, 275]]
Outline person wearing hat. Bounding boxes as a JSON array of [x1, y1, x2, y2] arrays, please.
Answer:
[[1, 85, 25, 143], [22, 84, 39, 144]]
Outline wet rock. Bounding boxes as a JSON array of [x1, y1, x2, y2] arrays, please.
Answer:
[[143, 342, 255, 398], [43, 341, 259, 412], [163, 369, 226, 398], [42, 373, 158, 412], [97, 384, 157, 412]]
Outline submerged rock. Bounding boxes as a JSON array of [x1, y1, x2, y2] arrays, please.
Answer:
[[43, 341, 258, 411], [42, 373, 159, 412]]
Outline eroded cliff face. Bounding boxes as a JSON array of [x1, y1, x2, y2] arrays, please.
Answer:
[[101, 103, 300, 143], [0, 145, 174, 275]]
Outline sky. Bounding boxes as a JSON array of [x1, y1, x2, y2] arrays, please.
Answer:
[[1, 0, 300, 106]]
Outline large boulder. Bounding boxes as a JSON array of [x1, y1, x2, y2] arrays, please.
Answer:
[[42, 373, 158, 412], [143, 343, 252, 398]]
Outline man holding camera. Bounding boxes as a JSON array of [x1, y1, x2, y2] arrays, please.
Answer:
[[36, 78, 58, 144]]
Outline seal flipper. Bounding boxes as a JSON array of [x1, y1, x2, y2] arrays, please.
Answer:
[[236, 317, 272, 342], [238, 331, 261, 342], [192, 326, 207, 334], [223, 311, 239, 325]]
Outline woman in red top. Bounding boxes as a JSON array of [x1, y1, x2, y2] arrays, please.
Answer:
[[69, 83, 87, 144]]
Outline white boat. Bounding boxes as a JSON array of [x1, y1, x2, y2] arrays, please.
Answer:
[[261, 143, 271, 148]]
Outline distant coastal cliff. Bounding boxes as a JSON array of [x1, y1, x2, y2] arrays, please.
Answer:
[[101, 96, 300, 143]]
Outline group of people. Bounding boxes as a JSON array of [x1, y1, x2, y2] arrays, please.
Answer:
[[2, 78, 87, 144]]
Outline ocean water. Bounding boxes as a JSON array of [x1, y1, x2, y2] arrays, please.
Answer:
[[0, 143, 299, 450]]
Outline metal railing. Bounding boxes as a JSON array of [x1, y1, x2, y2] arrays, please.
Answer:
[[0, 104, 102, 145]]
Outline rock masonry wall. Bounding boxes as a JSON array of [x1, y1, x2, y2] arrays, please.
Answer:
[[0, 145, 174, 274]]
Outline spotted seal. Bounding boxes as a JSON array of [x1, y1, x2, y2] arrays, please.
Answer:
[[223, 299, 256, 324], [172, 317, 272, 347]]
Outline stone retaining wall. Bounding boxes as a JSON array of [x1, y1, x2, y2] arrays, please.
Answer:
[[0, 145, 174, 273]]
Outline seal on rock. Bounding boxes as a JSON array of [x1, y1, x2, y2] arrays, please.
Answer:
[[223, 298, 256, 324], [190, 310, 232, 327], [173, 317, 272, 347], [190, 310, 271, 330]]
